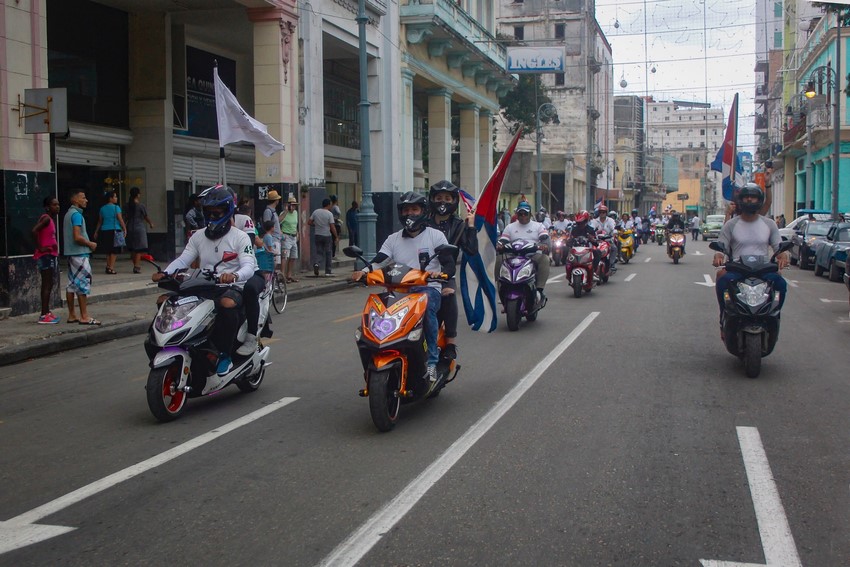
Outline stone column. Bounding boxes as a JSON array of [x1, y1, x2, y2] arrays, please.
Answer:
[[427, 88, 453, 185], [401, 69, 416, 192], [478, 109, 493, 195], [247, 6, 299, 186], [126, 11, 173, 258], [459, 103, 479, 194]]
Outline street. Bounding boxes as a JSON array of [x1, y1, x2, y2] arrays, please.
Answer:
[[1, 238, 849, 566]]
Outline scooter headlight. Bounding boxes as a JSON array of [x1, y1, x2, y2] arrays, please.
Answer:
[[407, 328, 422, 342], [155, 297, 202, 333], [368, 306, 409, 340], [500, 264, 511, 279], [517, 264, 534, 280], [737, 282, 769, 307]]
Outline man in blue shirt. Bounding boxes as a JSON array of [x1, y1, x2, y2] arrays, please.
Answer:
[[63, 190, 100, 325]]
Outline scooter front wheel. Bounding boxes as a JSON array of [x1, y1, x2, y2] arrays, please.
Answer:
[[743, 333, 762, 378], [368, 369, 401, 432], [146, 363, 187, 422], [505, 298, 521, 331], [572, 274, 583, 298]]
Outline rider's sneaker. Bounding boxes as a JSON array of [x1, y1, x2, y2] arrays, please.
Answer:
[[236, 333, 258, 356], [216, 354, 233, 376], [426, 364, 438, 382], [592, 274, 601, 283]]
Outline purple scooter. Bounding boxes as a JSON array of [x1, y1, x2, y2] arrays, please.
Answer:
[[497, 238, 547, 331]]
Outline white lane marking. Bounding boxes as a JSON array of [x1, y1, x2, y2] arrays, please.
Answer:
[[695, 274, 715, 287], [317, 312, 600, 567], [787, 280, 799, 289], [547, 273, 566, 284], [624, 273, 636, 282], [644, 257, 651, 263], [700, 426, 801, 567], [0, 397, 300, 555], [819, 298, 844, 303], [692, 250, 704, 256]]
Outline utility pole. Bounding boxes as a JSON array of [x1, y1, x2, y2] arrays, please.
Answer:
[[356, 0, 377, 258]]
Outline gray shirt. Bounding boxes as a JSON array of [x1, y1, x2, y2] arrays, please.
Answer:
[[718, 215, 781, 260], [310, 208, 334, 237]]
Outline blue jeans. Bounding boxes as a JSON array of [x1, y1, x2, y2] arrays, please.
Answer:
[[412, 286, 442, 366], [715, 271, 787, 313]]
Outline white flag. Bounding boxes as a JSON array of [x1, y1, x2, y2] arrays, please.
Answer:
[[214, 67, 285, 157]]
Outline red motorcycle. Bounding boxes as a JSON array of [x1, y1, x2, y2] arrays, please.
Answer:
[[549, 229, 569, 266], [595, 232, 614, 283], [565, 236, 598, 298]]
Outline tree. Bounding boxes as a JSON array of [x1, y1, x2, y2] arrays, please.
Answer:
[[498, 74, 554, 137]]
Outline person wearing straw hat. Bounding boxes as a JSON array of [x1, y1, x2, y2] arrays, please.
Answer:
[[262, 190, 284, 275], [279, 194, 300, 282]]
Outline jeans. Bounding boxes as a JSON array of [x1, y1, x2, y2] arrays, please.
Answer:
[[715, 271, 787, 313], [314, 234, 333, 273], [411, 285, 441, 366]]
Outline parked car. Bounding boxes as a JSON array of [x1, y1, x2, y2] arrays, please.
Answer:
[[790, 220, 831, 269], [778, 209, 832, 242], [701, 214, 725, 240], [814, 222, 850, 281]]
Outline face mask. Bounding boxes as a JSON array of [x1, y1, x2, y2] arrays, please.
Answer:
[[434, 202, 450, 216]]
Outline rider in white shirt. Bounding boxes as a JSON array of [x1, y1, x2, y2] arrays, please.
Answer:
[[152, 185, 256, 375], [552, 211, 572, 232], [498, 202, 550, 299]]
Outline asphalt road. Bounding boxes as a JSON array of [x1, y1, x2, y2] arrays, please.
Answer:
[[1, 238, 848, 566]]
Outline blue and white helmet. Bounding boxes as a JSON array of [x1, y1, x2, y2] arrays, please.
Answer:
[[199, 184, 236, 239]]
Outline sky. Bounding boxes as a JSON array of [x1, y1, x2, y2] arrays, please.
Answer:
[[595, 0, 757, 152]]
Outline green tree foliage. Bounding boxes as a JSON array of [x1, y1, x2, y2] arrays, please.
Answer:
[[498, 74, 554, 137]]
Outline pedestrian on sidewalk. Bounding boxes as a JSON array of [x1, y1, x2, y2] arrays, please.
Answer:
[[92, 190, 127, 275], [63, 190, 100, 325], [261, 190, 284, 276], [32, 196, 61, 324], [330, 195, 342, 257], [125, 187, 154, 274], [279, 194, 299, 282], [308, 198, 337, 276], [346, 201, 359, 247], [184, 193, 205, 238]]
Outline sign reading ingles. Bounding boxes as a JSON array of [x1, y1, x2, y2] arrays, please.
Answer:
[[506, 47, 565, 73]]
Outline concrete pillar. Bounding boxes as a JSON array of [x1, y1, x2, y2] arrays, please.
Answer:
[[298, 0, 324, 188], [247, 6, 299, 185], [401, 68, 416, 192], [427, 88, 453, 185], [459, 103, 480, 195], [127, 11, 173, 258], [478, 110, 493, 196]]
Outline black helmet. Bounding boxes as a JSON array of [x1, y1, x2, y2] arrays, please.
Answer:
[[631, 208, 639, 215], [737, 183, 764, 214], [199, 184, 235, 239], [428, 180, 459, 216], [397, 191, 429, 233]]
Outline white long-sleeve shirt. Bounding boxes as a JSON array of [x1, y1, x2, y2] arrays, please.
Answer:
[[166, 227, 257, 286]]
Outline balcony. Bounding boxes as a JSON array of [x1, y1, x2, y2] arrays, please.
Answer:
[[783, 114, 806, 146], [400, 0, 511, 92]]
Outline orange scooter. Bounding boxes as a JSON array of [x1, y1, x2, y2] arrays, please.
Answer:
[[344, 245, 459, 432]]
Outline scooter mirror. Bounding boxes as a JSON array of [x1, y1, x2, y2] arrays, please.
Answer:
[[708, 241, 725, 254], [343, 246, 362, 258]]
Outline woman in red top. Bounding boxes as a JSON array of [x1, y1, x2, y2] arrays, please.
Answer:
[[32, 197, 61, 323]]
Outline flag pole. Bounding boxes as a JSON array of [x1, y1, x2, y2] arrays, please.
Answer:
[[214, 61, 228, 187]]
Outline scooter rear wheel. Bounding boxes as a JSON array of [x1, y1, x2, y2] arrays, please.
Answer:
[[368, 369, 401, 432], [146, 363, 187, 422], [743, 333, 762, 378], [505, 299, 521, 331], [237, 364, 265, 393]]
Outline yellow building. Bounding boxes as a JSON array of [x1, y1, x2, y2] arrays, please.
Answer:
[[662, 178, 702, 217]]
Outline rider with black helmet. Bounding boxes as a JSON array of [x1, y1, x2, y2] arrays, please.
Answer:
[[712, 183, 789, 322], [153, 185, 257, 375], [426, 180, 477, 361], [351, 191, 454, 382]]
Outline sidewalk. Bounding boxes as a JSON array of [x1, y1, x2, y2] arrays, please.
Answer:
[[0, 256, 354, 367]]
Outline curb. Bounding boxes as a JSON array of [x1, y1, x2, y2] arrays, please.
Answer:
[[0, 279, 351, 367]]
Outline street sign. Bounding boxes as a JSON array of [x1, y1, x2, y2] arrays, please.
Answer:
[[677, 193, 689, 200], [506, 47, 566, 73]]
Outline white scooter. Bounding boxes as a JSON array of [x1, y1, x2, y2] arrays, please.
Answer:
[[142, 253, 272, 422]]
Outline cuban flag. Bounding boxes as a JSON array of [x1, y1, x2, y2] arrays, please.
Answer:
[[649, 205, 656, 215], [458, 189, 476, 215], [460, 130, 522, 332], [593, 196, 604, 212], [710, 93, 744, 201]]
